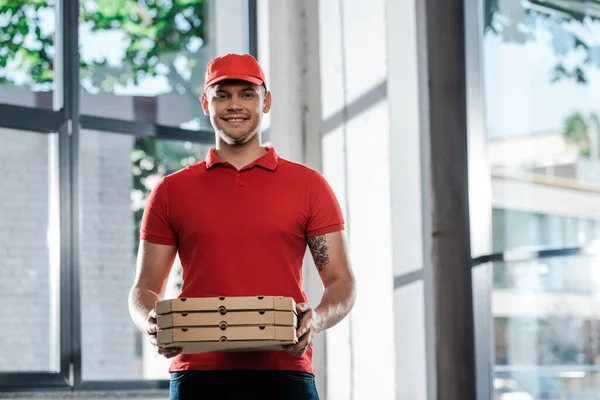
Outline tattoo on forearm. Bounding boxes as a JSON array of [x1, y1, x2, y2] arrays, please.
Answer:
[[307, 235, 330, 271]]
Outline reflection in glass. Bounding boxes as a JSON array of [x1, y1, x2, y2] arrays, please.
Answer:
[[493, 254, 600, 399], [483, 1, 600, 399], [79, 130, 209, 381]]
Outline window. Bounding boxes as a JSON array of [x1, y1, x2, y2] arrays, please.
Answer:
[[0, 129, 59, 373], [79, 131, 209, 381], [0, 0, 256, 391], [78, 1, 211, 130], [0, 1, 55, 109], [483, 0, 600, 398], [492, 255, 600, 399]]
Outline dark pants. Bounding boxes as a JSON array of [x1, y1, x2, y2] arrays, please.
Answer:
[[169, 369, 320, 400]]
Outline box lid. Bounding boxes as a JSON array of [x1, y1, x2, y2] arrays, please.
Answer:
[[157, 310, 298, 329], [155, 296, 296, 315]]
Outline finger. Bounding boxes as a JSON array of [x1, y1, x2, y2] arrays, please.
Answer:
[[146, 323, 158, 336], [162, 347, 182, 356], [297, 323, 311, 339], [296, 302, 310, 314], [287, 331, 310, 353], [286, 342, 309, 357], [148, 309, 157, 323], [296, 314, 312, 339], [159, 346, 182, 357], [148, 334, 158, 346]]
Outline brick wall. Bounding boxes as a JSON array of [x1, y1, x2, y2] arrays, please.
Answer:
[[79, 129, 137, 380], [0, 126, 53, 371]]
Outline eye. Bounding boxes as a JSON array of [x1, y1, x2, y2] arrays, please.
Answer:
[[241, 92, 256, 98]]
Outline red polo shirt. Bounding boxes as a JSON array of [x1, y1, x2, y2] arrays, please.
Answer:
[[140, 146, 345, 375]]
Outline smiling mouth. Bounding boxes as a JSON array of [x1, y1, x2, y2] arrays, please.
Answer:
[[222, 117, 249, 123]]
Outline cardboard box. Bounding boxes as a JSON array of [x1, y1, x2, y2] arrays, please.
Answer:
[[157, 310, 298, 329], [162, 340, 296, 354], [156, 295, 296, 315], [157, 325, 298, 354]]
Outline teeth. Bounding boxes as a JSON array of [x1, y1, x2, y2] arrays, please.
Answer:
[[227, 119, 244, 122]]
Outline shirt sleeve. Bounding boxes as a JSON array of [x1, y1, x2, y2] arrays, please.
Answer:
[[140, 176, 178, 246], [306, 170, 345, 237]]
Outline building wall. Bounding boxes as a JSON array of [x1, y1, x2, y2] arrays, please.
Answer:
[[79, 91, 138, 380], [0, 90, 53, 371], [492, 176, 600, 220]]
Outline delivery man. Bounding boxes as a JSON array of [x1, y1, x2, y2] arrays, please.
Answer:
[[128, 53, 356, 400]]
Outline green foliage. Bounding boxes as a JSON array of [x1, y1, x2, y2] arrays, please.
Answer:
[[0, 0, 207, 95], [0, 0, 54, 87], [563, 111, 600, 157], [563, 112, 592, 156], [79, 0, 206, 98], [484, 0, 600, 84]]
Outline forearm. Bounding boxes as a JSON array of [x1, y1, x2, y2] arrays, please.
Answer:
[[314, 276, 356, 333], [128, 286, 161, 333]]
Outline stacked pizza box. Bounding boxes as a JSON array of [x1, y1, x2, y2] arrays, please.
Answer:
[[156, 295, 299, 354]]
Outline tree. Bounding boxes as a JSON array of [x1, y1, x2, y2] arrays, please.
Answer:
[[562, 111, 600, 157], [485, 0, 600, 84], [0, 0, 208, 113]]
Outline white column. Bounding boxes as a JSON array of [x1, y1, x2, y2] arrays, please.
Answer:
[[259, 1, 305, 163], [385, 0, 429, 398], [207, 0, 248, 57]]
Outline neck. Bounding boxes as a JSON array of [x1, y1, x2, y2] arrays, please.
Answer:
[[215, 134, 267, 170]]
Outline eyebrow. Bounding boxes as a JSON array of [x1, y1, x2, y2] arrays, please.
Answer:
[[214, 86, 255, 92]]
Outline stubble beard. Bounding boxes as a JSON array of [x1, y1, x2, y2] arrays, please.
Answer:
[[215, 118, 261, 147]]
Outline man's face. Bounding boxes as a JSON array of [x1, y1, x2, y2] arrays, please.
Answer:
[[201, 80, 271, 146]]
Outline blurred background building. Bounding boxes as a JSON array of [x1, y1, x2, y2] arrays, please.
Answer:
[[1, 0, 600, 399]]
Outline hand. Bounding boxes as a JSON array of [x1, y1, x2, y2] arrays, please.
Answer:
[[284, 302, 322, 357], [146, 309, 182, 359]]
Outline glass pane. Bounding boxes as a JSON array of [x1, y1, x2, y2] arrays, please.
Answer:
[[483, 3, 600, 398], [79, 129, 210, 381], [78, 0, 213, 130], [0, 129, 60, 372], [0, 1, 55, 108], [493, 254, 600, 399], [484, 0, 600, 252]]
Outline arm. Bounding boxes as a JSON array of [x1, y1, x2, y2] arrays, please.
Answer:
[[128, 240, 180, 357], [286, 230, 356, 356], [309, 230, 356, 333]]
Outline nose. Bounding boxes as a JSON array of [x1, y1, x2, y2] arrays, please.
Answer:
[[226, 96, 243, 111]]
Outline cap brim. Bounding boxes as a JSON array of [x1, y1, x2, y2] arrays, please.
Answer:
[[205, 74, 264, 89]]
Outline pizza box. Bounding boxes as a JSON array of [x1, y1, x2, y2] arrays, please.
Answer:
[[157, 310, 298, 329], [169, 341, 295, 354], [156, 296, 296, 315], [157, 325, 298, 354]]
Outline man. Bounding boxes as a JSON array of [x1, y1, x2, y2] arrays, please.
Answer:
[[128, 53, 356, 400]]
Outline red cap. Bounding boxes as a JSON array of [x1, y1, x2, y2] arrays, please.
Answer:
[[204, 53, 267, 90]]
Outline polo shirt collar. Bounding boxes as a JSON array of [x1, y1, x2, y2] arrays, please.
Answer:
[[205, 146, 279, 171]]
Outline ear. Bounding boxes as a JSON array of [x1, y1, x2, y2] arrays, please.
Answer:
[[201, 93, 210, 115], [262, 91, 272, 114]]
